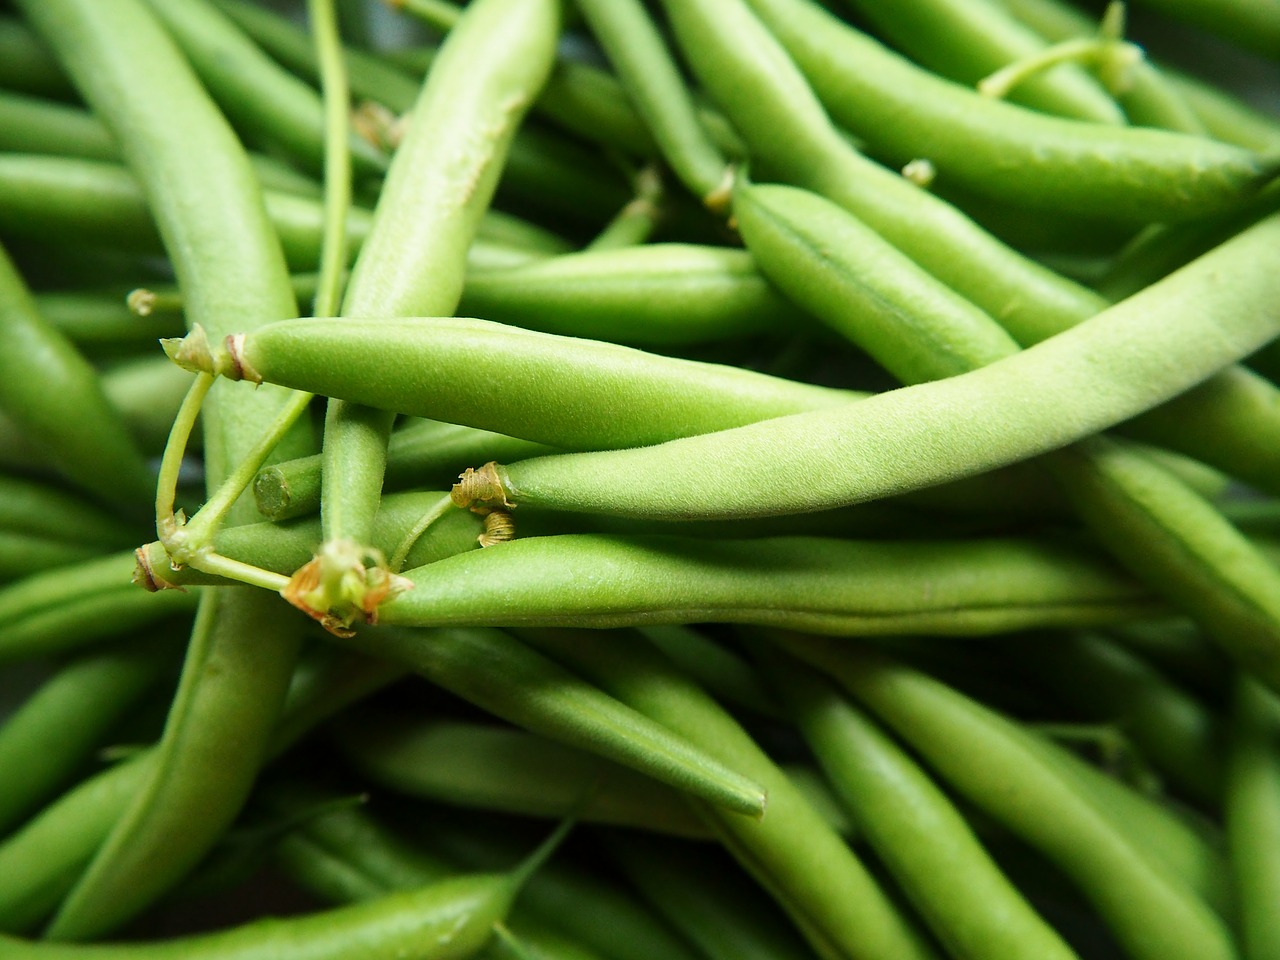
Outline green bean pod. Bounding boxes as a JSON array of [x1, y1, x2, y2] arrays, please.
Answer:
[[0, 244, 152, 508], [0, 90, 116, 159], [475, 211, 1280, 520], [839, 0, 1124, 124], [781, 636, 1236, 960], [763, 649, 1081, 960], [0, 474, 136, 548], [1226, 676, 1280, 958], [0, 16, 70, 97], [381, 533, 1157, 641], [0, 872, 533, 960], [171, 315, 853, 451], [0, 552, 197, 663], [459, 244, 791, 345], [736, 0, 1270, 221], [517, 628, 937, 960], [335, 715, 713, 838], [0, 637, 173, 836], [603, 833, 820, 960]]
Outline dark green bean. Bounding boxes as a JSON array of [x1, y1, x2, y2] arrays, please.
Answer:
[[0, 474, 136, 549], [604, 833, 818, 960], [1226, 676, 1280, 958], [335, 714, 713, 837], [780, 636, 1236, 960], [0, 637, 172, 836], [517, 628, 937, 960], [0, 90, 116, 159], [17, 0, 316, 940], [0, 243, 152, 508], [1130, 0, 1280, 59], [0, 16, 71, 97]]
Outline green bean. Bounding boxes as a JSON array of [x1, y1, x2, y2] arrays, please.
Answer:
[[1167, 70, 1280, 152], [764, 649, 1081, 960], [335, 715, 713, 838], [0, 868, 544, 959], [0, 16, 70, 97], [32, 290, 183, 349], [465, 210, 1280, 523], [517, 627, 937, 960], [574, 0, 730, 205], [0, 532, 103, 581], [0, 243, 152, 508], [735, 0, 1268, 221], [379, 533, 1156, 635], [171, 316, 855, 451], [638, 625, 780, 718], [0, 474, 134, 548], [1226, 676, 1280, 958], [1130, 0, 1280, 59], [842, 0, 1124, 124], [0, 90, 116, 159], [781, 636, 1236, 960], [333, 624, 767, 818], [17, 0, 316, 940], [0, 552, 197, 663], [0, 637, 173, 837], [458, 244, 792, 346], [410, 810, 704, 960], [1018, 632, 1226, 807], [604, 833, 817, 960]]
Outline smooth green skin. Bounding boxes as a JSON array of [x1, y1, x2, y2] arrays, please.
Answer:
[[574, 0, 727, 200], [838, 0, 1124, 124], [0, 17, 70, 97], [738, 0, 1269, 222], [1226, 677, 1280, 959], [0, 474, 136, 547], [518, 628, 937, 960], [0, 90, 116, 158], [604, 834, 817, 960], [270, 793, 616, 960], [255, 419, 554, 521], [494, 211, 1280, 521], [782, 637, 1237, 960], [1020, 632, 1225, 808], [0, 755, 153, 933], [0, 638, 171, 836], [0, 552, 196, 663], [381, 533, 1158, 636], [321, 0, 560, 550], [1132, 0, 1280, 60], [764, 652, 1080, 960], [638, 624, 780, 718], [1018, 727, 1234, 918], [137, 491, 483, 590], [139, 0, 387, 179], [340, 624, 766, 818], [661, 0, 1280, 494], [223, 315, 854, 451], [0, 244, 153, 508], [458, 245, 790, 346], [336, 716, 711, 838], [734, 181, 1280, 693], [16, 0, 313, 942], [34, 291, 184, 349], [1169, 71, 1280, 153], [413, 812, 704, 960], [0, 874, 520, 960], [0, 532, 101, 580]]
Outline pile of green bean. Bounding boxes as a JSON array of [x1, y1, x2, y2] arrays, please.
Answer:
[[2, 0, 1280, 955]]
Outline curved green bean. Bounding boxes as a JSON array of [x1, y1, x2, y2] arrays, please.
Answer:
[[781, 636, 1236, 960]]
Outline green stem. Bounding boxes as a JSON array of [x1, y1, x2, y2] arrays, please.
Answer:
[[308, 0, 352, 318], [388, 492, 454, 573], [155, 372, 213, 541]]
